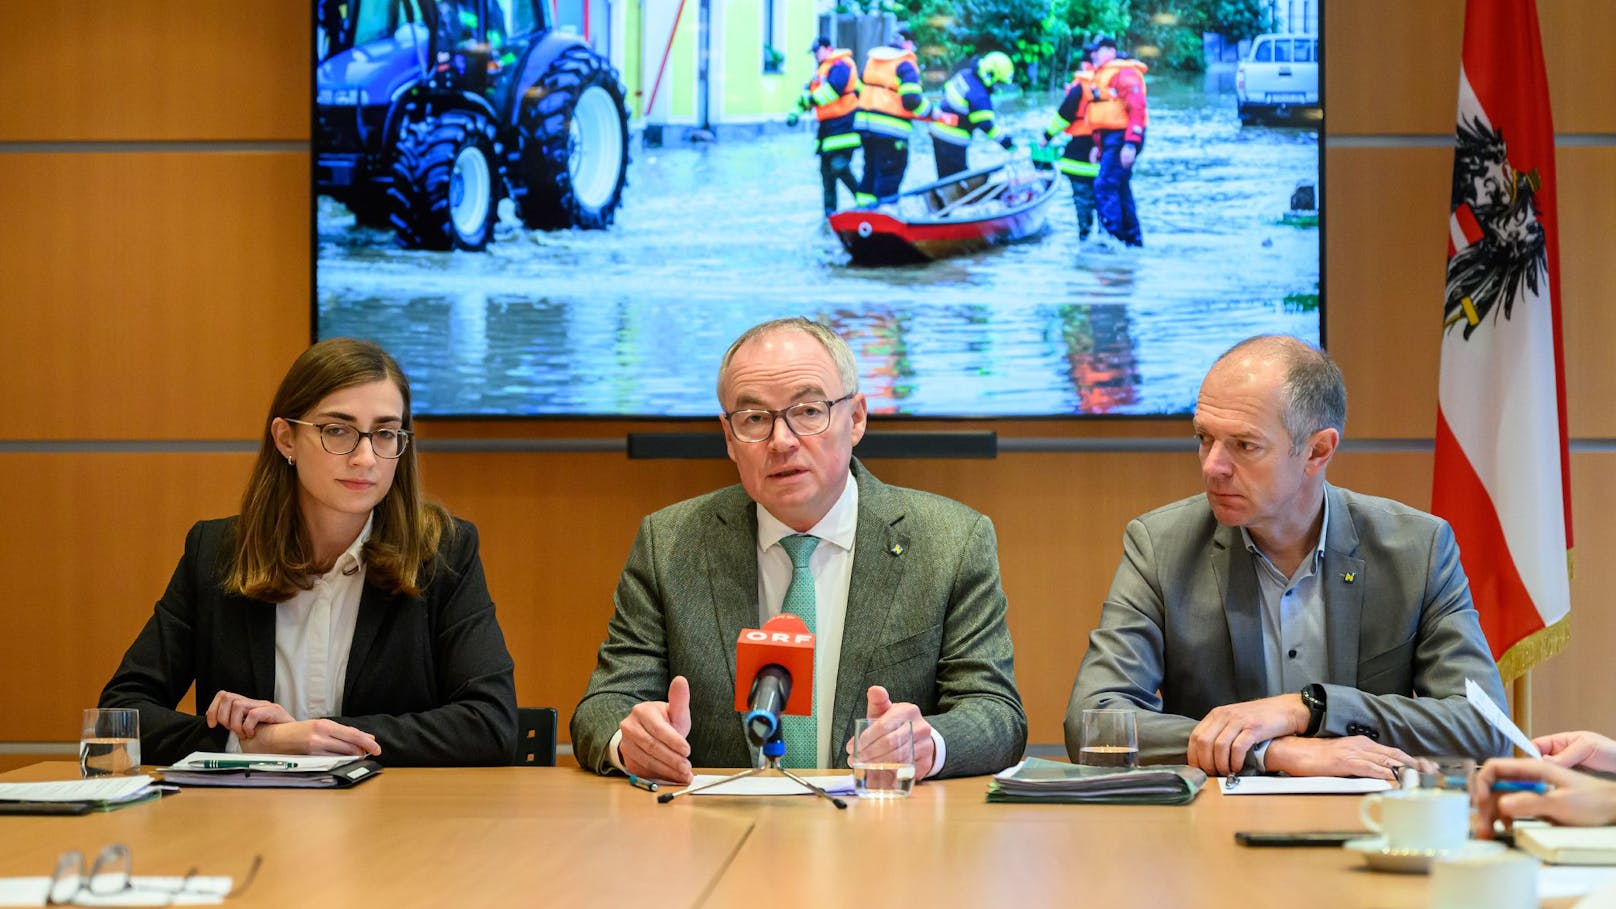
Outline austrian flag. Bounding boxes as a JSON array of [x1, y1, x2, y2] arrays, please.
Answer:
[[1433, 0, 1571, 681]]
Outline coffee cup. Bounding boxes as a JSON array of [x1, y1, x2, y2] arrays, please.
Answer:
[[1429, 850, 1537, 909], [1359, 789, 1468, 852]]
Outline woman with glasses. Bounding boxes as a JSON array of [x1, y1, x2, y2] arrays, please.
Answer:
[[100, 338, 517, 765]]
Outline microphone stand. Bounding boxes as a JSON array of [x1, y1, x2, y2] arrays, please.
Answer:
[[657, 732, 847, 809]]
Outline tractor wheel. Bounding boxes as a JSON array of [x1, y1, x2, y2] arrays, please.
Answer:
[[510, 45, 629, 230], [388, 111, 498, 250]]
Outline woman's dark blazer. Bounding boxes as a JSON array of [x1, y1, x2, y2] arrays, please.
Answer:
[[100, 516, 518, 766]]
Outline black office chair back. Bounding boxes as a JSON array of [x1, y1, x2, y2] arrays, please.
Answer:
[[514, 706, 559, 766]]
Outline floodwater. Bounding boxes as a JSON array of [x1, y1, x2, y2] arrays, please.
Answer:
[[318, 71, 1320, 417]]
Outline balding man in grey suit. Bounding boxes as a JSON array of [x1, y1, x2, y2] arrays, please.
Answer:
[[573, 318, 1025, 783], [1068, 335, 1509, 778]]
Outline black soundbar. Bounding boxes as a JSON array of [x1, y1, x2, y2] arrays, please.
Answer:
[[626, 431, 997, 460]]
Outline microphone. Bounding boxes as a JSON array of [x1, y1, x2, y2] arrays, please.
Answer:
[[733, 614, 815, 747]]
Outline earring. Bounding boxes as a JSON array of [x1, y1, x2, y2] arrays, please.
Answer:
[[286, 455, 295, 466]]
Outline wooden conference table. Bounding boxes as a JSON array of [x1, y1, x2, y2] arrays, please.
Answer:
[[0, 762, 1581, 907]]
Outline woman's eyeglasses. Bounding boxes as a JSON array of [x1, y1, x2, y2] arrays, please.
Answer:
[[284, 418, 410, 459]]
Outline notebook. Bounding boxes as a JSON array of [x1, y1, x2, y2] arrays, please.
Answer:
[[1514, 824, 1616, 865], [0, 774, 161, 813]]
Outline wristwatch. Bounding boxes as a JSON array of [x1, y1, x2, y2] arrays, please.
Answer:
[[1300, 683, 1327, 737]]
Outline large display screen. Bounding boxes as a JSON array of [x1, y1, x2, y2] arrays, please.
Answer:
[[315, 1, 1322, 418]]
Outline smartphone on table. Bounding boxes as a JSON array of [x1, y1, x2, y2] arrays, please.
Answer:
[[1234, 831, 1370, 847]]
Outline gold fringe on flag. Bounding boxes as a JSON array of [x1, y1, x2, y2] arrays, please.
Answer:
[[1497, 613, 1571, 684]]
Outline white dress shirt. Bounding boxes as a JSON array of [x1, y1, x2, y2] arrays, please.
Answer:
[[226, 516, 370, 752]]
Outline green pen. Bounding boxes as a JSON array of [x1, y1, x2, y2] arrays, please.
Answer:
[[196, 759, 298, 769]]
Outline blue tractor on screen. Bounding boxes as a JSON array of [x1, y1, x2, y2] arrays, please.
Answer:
[[316, 0, 629, 250]]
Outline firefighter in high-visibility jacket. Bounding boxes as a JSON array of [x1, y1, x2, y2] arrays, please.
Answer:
[[788, 37, 862, 216], [931, 51, 1015, 180], [1040, 48, 1098, 240], [1085, 36, 1148, 246], [853, 29, 936, 206]]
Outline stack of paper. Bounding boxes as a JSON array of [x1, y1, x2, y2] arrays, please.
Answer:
[[159, 752, 382, 789], [681, 774, 855, 796], [0, 774, 161, 814], [987, 758, 1208, 805], [1219, 775, 1393, 795]]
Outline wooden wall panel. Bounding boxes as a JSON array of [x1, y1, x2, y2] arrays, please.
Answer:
[[1325, 145, 1616, 439], [1323, 147, 1451, 439], [0, 455, 249, 737], [1534, 0, 1616, 133], [1327, 0, 1464, 135], [1528, 453, 1616, 738], [0, 153, 310, 440], [0, 3, 309, 141], [1555, 149, 1616, 432], [1327, 0, 1616, 135]]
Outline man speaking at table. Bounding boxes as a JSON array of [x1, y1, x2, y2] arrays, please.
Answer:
[[1068, 335, 1509, 778], [572, 318, 1025, 783]]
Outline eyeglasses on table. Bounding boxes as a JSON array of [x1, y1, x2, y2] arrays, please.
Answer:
[[46, 843, 260, 906]]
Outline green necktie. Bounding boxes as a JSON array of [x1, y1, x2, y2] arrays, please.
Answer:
[[777, 534, 820, 768]]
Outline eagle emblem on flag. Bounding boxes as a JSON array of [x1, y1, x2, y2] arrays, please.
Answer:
[[1443, 113, 1548, 340]]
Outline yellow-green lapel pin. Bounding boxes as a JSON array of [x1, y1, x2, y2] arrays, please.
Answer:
[[1343, 571, 1356, 584], [889, 543, 904, 556]]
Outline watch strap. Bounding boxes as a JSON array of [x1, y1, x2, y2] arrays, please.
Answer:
[[1300, 684, 1326, 737]]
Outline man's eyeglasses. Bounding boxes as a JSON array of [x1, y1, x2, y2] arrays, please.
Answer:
[[284, 418, 411, 459], [47, 844, 261, 905], [723, 393, 855, 443]]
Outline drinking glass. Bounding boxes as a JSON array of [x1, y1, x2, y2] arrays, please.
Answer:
[[850, 718, 915, 798], [1404, 755, 1476, 793], [1078, 708, 1138, 769], [80, 708, 141, 778]]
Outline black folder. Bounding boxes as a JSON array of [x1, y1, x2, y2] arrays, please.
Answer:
[[159, 758, 383, 789]]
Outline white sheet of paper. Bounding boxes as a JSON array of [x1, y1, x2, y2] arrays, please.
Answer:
[[0, 775, 156, 803], [163, 752, 355, 772], [0, 874, 232, 906], [681, 774, 855, 797], [1466, 677, 1542, 758], [1218, 775, 1393, 795], [1537, 866, 1616, 901]]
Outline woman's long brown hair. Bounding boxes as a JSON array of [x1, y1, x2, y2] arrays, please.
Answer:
[[225, 338, 451, 601]]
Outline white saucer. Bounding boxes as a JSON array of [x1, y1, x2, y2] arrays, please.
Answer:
[[1343, 837, 1507, 874]]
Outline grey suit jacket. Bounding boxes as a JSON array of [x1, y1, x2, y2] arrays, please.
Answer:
[[1067, 484, 1511, 765], [572, 460, 1026, 777]]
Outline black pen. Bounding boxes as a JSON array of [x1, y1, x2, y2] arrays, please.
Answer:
[[628, 775, 658, 792], [196, 759, 298, 769]]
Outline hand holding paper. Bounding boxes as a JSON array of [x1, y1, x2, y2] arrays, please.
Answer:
[[1535, 730, 1616, 772]]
